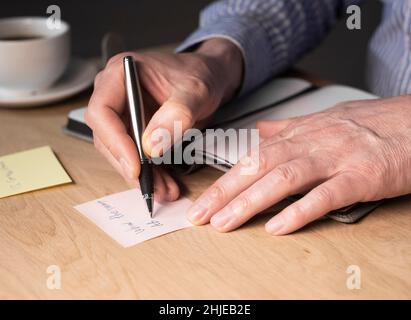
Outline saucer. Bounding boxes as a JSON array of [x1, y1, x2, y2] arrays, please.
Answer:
[[0, 57, 99, 108]]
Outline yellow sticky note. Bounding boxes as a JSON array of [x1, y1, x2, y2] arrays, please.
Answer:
[[0, 146, 72, 198]]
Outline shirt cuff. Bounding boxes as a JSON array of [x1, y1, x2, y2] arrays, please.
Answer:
[[176, 16, 274, 96]]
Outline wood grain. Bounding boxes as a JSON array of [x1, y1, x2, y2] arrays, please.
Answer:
[[0, 53, 410, 299]]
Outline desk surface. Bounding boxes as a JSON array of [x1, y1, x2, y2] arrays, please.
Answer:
[[0, 50, 411, 299]]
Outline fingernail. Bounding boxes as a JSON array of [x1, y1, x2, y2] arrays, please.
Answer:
[[211, 210, 234, 228], [266, 218, 284, 235], [187, 187, 222, 224], [120, 158, 136, 180], [187, 203, 208, 224]]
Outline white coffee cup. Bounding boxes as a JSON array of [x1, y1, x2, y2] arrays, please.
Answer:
[[0, 17, 70, 96]]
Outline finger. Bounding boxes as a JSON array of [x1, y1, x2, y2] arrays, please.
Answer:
[[89, 60, 126, 114], [95, 135, 170, 199], [209, 157, 330, 232], [265, 173, 366, 235], [93, 111, 173, 201], [94, 134, 123, 174], [94, 135, 138, 187], [127, 167, 171, 203], [187, 138, 311, 225], [87, 106, 141, 179], [86, 64, 141, 180], [156, 167, 180, 201], [143, 100, 194, 157], [153, 169, 169, 202]]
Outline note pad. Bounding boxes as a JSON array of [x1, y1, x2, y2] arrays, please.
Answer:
[[75, 189, 193, 247], [0, 146, 72, 198]]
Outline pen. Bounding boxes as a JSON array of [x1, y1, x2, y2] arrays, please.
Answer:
[[123, 56, 154, 218]]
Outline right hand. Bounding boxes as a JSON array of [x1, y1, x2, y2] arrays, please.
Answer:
[[85, 39, 243, 201]]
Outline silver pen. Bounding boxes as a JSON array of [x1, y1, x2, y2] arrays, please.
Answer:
[[123, 56, 154, 217]]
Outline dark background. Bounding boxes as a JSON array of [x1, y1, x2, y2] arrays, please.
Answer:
[[0, 0, 382, 90]]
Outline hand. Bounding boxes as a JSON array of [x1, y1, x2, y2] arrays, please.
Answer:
[[85, 39, 243, 201], [187, 95, 411, 235]]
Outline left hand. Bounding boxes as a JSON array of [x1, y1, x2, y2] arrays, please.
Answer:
[[187, 95, 411, 235]]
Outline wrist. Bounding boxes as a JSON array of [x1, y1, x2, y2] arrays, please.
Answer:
[[195, 38, 244, 103]]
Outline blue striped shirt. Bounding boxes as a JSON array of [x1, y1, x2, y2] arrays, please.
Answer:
[[177, 0, 411, 97]]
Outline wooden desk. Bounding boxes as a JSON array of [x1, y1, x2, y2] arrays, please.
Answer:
[[0, 55, 410, 300]]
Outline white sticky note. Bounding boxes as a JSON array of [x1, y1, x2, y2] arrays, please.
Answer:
[[75, 189, 193, 247]]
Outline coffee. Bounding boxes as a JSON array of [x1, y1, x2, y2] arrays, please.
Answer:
[[0, 35, 43, 41]]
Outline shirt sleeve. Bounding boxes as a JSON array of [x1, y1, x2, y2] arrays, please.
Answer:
[[177, 0, 362, 95], [367, 0, 411, 96]]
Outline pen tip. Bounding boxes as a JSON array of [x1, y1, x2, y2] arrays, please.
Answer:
[[145, 196, 153, 218]]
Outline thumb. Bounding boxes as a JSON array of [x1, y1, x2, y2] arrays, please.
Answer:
[[143, 91, 212, 157]]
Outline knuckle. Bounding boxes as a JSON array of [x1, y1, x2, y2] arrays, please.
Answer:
[[273, 164, 297, 184], [84, 107, 101, 131], [288, 204, 306, 224], [173, 103, 195, 126], [344, 165, 381, 200], [84, 109, 94, 128], [93, 71, 103, 87], [256, 149, 269, 173], [107, 51, 135, 66], [169, 181, 180, 197], [209, 184, 227, 203], [188, 76, 212, 99], [361, 128, 381, 146], [93, 137, 102, 151], [105, 140, 116, 158], [231, 196, 251, 214], [278, 129, 291, 139], [314, 185, 334, 208], [106, 53, 122, 66], [182, 106, 195, 124]]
